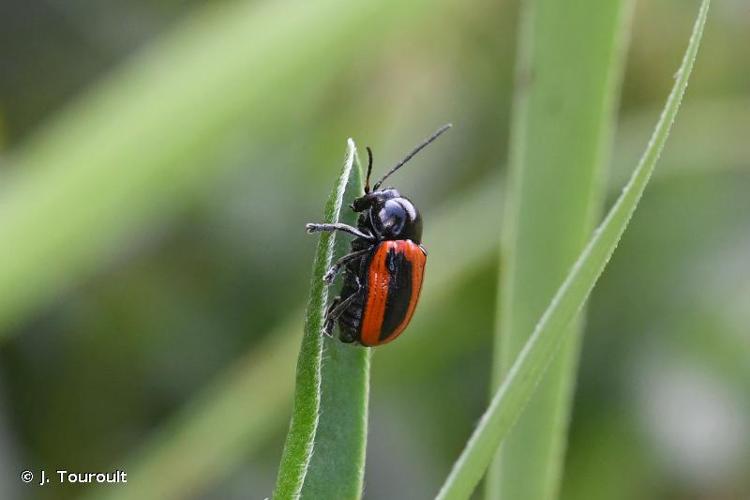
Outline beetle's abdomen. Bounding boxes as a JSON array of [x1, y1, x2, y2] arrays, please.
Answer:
[[359, 240, 426, 346]]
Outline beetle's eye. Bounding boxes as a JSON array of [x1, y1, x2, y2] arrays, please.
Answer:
[[376, 200, 403, 233]]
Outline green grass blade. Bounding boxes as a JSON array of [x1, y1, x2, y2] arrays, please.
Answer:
[[301, 344, 370, 499], [436, 1, 711, 498], [487, 1, 632, 498], [273, 140, 361, 500], [299, 147, 370, 499]]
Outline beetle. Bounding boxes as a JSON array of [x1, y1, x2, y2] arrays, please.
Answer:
[[306, 124, 451, 346]]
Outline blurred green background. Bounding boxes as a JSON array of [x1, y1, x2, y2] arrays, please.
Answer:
[[0, 0, 748, 499]]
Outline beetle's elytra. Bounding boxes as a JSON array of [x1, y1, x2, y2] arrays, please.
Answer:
[[306, 124, 451, 346]]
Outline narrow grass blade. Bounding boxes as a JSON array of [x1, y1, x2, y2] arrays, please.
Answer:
[[273, 141, 360, 500], [436, 1, 711, 498], [301, 148, 370, 499], [487, 1, 631, 498]]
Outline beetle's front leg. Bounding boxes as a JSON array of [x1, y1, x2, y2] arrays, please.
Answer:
[[305, 223, 375, 241]]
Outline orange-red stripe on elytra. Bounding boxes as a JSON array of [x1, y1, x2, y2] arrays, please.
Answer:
[[360, 242, 391, 346]]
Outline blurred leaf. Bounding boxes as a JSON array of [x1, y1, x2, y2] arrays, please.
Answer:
[[435, 1, 711, 498], [0, 0, 436, 338], [487, 0, 632, 498], [85, 324, 300, 500], [561, 413, 653, 500], [613, 97, 750, 185]]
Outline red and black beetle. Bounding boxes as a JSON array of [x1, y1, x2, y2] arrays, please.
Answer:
[[306, 124, 451, 346]]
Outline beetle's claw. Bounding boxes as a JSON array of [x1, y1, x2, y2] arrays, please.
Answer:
[[339, 331, 356, 343], [323, 268, 336, 285]]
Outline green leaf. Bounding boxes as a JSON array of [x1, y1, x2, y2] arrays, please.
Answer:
[[436, 1, 711, 498], [299, 146, 371, 499], [273, 140, 365, 500], [487, 1, 632, 498]]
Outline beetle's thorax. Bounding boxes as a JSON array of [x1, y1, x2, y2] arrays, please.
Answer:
[[353, 188, 422, 243]]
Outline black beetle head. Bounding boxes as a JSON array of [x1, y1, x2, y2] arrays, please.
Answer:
[[352, 190, 422, 243]]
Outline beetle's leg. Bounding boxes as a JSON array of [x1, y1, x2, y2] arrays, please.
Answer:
[[339, 329, 357, 344], [323, 292, 359, 335], [323, 297, 341, 336], [322, 276, 363, 335], [323, 293, 358, 335], [323, 248, 370, 285], [305, 223, 375, 241]]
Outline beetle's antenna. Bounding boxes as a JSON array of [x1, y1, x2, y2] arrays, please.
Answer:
[[364, 146, 374, 193], [372, 123, 452, 191]]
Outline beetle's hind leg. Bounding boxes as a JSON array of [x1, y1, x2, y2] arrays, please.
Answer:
[[306, 223, 375, 241], [322, 276, 363, 337], [323, 291, 359, 335], [323, 248, 370, 284], [323, 297, 341, 336]]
